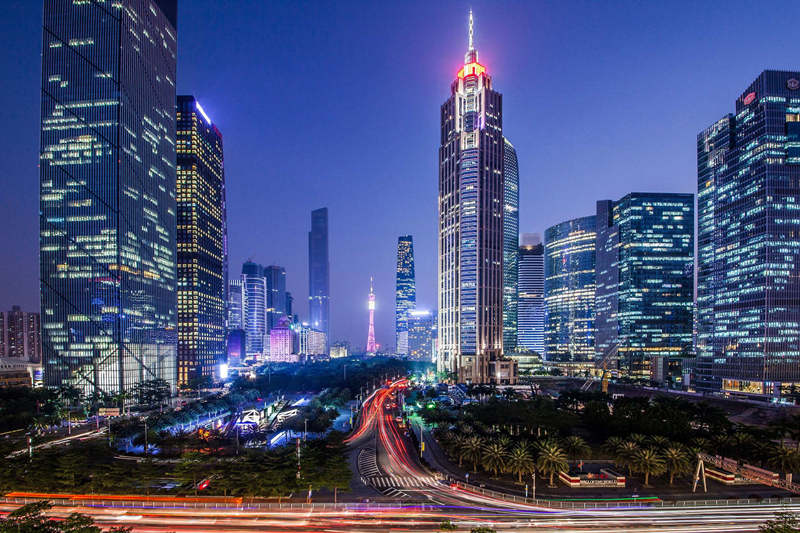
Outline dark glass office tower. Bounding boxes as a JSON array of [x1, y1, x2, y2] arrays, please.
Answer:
[[595, 193, 694, 379], [308, 208, 330, 346], [502, 139, 520, 353], [438, 12, 507, 384], [517, 234, 544, 353], [40, 0, 178, 396], [242, 261, 266, 359], [697, 71, 800, 398], [544, 216, 597, 362], [395, 236, 416, 354], [176, 95, 226, 386], [265, 265, 287, 333]]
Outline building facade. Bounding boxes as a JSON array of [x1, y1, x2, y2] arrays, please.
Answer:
[[176, 95, 226, 386], [227, 278, 245, 330], [242, 261, 267, 359], [502, 139, 520, 354], [543, 216, 597, 362], [0, 307, 42, 363], [308, 208, 330, 348], [408, 310, 436, 362], [697, 71, 800, 397], [517, 234, 545, 353], [39, 0, 178, 396], [265, 265, 287, 333], [395, 236, 416, 354], [438, 12, 508, 383], [595, 193, 694, 379], [269, 317, 295, 363]]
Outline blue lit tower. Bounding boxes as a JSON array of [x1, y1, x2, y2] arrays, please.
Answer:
[[308, 208, 330, 348], [39, 0, 178, 396], [697, 71, 800, 397], [438, 11, 507, 383], [544, 216, 597, 362], [176, 95, 226, 386], [265, 265, 287, 333], [595, 193, 694, 378], [395, 236, 416, 354], [242, 261, 267, 359], [517, 234, 545, 354], [502, 139, 520, 353]]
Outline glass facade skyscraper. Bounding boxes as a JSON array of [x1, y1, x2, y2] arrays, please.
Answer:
[[40, 0, 178, 396], [265, 265, 287, 333], [176, 95, 226, 386], [395, 235, 416, 354], [544, 216, 596, 362], [502, 138, 520, 354], [595, 193, 694, 379], [242, 261, 267, 359], [308, 208, 330, 347], [697, 71, 800, 397], [438, 13, 508, 384], [517, 234, 544, 354], [408, 310, 436, 362]]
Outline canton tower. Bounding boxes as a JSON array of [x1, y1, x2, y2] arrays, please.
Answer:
[[437, 11, 505, 383], [366, 276, 378, 354]]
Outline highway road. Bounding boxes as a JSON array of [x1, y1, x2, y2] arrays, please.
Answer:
[[3, 379, 800, 531]]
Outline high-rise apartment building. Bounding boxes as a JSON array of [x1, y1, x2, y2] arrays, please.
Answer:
[[438, 12, 511, 384], [242, 261, 267, 359], [697, 71, 800, 397], [543, 216, 597, 362], [517, 234, 545, 354], [595, 193, 694, 379], [39, 0, 178, 396], [176, 95, 226, 386], [308, 208, 330, 348], [395, 236, 416, 354], [0, 307, 42, 363], [502, 139, 520, 354], [408, 310, 436, 362]]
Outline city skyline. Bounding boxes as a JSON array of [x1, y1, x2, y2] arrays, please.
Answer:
[[3, 1, 800, 347]]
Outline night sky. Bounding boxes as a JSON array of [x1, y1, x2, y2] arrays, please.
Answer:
[[1, 0, 799, 348]]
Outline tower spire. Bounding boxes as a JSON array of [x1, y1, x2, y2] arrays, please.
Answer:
[[468, 9, 474, 50], [366, 276, 377, 354]]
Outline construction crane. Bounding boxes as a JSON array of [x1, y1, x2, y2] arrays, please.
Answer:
[[580, 343, 619, 393]]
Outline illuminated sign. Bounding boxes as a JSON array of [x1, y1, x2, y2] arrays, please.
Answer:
[[742, 92, 757, 105], [195, 101, 211, 124], [788, 78, 800, 91], [458, 62, 487, 79]]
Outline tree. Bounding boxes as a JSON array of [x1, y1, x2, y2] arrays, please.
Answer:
[[535, 440, 568, 487], [662, 446, 691, 485], [769, 446, 800, 475], [482, 442, 506, 477], [562, 436, 590, 460], [760, 511, 800, 533], [632, 448, 665, 487], [0, 501, 133, 533], [505, 442, 535, 483], [615, 441, 640, 476], [462, 436, 484, 473]]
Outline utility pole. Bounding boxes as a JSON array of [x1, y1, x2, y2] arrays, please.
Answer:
[[144, 419, 148, 456], [304, 418, 308, 442], [532, 470, 536, 500]]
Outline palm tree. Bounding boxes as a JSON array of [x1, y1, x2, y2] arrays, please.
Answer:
[[662, 446, 691, 485], [505, 443, 535, 483], [463, 436, 484, 473], [482, 442, 506, 477], [632, 448, 665, 487], [495, 435, 512, 450], [615, 441, 640, 476], [453, 435, 469, 467], [768, 445, 800, 476], [535, 440, 568, 487], [648, 435, 670, 450], [603, 436, 625, 457], [562, 436, 590, 460], [629, 433, 647, 446]]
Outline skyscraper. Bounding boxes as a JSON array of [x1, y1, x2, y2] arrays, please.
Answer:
[[366, 277, 377, 354], [408, 310, 436, 362], [242, 261, 267, 359], [227, 278, 245, 330], [502, 139, 520, 354], [176, 95, 226, 386], [544, 216, 597, 362], [517, 234, 545, 354], [308, 208, 330, 347], [595, 193, 694, 379], [395, 236, 416, 354], [39, 0, 178, 396], [697, 71, 800, 397], [0, 306, 42, 363], [265, 265, 287, 333], [438, 11, 510, 384]]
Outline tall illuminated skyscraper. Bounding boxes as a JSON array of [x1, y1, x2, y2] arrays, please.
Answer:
[[308, 208, 330, 347], [395, 236, 416, 354], [242, 261, 267, 359], [438, 11, 513, 384], [366, 277, 377, 354], [265, 265, 287, 333], [39, 0, 178, 396], [517, 234, 545, 354], [697, 71, 800, 397], [176, 95, 226, 386], [502, 139, 520, 354]]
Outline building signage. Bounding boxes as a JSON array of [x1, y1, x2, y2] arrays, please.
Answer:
[[788, 78, 800, 91], [742, 92, 757, 105]]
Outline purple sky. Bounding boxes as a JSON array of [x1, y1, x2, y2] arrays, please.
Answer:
[[1, 1, 799, 348]]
